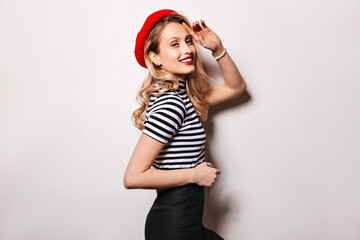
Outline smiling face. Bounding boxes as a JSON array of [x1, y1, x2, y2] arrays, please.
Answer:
[[149, 22, 196, 80]]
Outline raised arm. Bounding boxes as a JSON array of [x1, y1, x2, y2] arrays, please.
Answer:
[[123, 133, 221, 189], [183, 20, 247, 106]]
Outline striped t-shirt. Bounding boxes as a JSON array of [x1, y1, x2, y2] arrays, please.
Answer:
[[142, 79, 206, 170]]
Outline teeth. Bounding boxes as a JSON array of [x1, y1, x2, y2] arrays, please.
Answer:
[[181, 58, 192, 62]]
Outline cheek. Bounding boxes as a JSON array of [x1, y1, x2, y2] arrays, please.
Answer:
[[191, 45, 197, 57], [164, 49, 180, 62], [158, 45, 179, 61]]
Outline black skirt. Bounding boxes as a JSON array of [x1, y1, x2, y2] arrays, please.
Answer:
[[145, 183, 224, 240]]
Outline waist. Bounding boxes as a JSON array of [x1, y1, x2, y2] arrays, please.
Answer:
[[154, 184, 205, 213], [153, 149, 205, 169]]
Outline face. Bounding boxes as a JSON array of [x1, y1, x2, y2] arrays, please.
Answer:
[[150, 22, 196, 80]]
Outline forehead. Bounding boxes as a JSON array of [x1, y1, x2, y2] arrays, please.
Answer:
[[160, 22, 190, 42]]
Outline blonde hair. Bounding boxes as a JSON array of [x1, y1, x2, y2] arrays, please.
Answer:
[[132, 13, 209, 130]]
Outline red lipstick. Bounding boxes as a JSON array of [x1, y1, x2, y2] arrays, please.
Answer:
[[180, 56, 193, 65]]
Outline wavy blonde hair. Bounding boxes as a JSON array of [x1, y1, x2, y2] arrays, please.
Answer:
[[132, 13, 209, 130]]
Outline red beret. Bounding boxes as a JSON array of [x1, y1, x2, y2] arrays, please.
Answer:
[[134, 9, 177, 68]]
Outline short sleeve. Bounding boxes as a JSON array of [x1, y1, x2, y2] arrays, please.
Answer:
[[143, 94, 186, 144]]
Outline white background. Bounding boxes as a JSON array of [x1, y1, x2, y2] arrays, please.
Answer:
[[1, 0, 360, 239]]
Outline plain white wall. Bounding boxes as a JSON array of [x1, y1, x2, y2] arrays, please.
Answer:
[[1, 0, 359, 239]]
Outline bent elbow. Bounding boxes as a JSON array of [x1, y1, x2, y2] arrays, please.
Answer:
[[123, 180, 131, 189], [229, 81, 247, 97], [123, 175, 136, 189], [237, 82, 247, 95]]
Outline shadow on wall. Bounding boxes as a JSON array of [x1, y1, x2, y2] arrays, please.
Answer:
[[203, 89, 251, 234]]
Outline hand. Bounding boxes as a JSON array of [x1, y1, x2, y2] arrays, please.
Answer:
[[182, 20, 224, 56], [192, 162, 221, 187]]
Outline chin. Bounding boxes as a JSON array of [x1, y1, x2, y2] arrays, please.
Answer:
[[167, 66, 195, 78], [181, 66, 195, 74]]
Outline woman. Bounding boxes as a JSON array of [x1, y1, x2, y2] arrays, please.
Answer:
[[124, 9, 247, 240]]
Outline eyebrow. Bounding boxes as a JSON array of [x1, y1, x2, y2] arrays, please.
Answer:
[[167, 35, 192, 42]]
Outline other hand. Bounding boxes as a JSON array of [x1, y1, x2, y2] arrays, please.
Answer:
[[193, 162, 221, 187], [182, 20, 224, 56]]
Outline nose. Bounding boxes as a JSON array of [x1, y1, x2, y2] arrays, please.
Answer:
[[181, 42, 192, 54]]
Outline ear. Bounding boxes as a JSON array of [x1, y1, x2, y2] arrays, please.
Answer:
[[149, 51, 161, 66]]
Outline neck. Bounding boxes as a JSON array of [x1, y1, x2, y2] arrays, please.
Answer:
[[174, 74, 187, 80]]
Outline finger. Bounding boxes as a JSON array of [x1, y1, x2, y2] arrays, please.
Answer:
[[200, 20, 208, 29], [192, 21, 202, 32], [206, 162, 214, 167], [182, 22, 194, 34], [182, 22, 199, 41]]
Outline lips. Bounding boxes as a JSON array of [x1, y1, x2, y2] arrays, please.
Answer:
[[180, 55, 193, 65]]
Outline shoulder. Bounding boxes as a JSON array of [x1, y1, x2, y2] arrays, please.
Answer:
[[143, 91, 186, 144], [150, 91, 186, 116]]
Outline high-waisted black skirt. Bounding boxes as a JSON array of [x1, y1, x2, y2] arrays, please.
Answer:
[[145, 183, 224, 240]]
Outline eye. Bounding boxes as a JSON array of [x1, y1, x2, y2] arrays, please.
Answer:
[[171, 42, 179, 47], [186, 38, 193, 44]]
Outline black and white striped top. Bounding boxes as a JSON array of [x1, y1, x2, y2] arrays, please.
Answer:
[[142, 79, 206, 170]]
